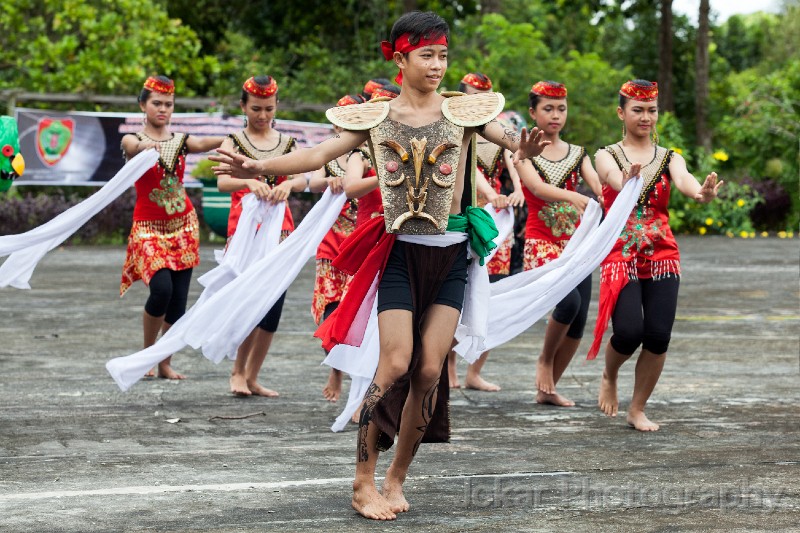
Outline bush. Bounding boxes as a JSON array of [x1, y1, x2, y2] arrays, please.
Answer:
[[668, 180, 763, 237]]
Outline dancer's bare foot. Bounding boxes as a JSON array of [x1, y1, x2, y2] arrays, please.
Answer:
[[144, 367, 156, 378], [322, 369, 342, 402], [158, 364, 186, 380], [627, 410, 660, 431], [230, 374, 251, 397], [448, 364, 460, 388], [352, 481, 396, 520], [535, 357, 555, 395], [382, 468, 410, 513], [536, 389, 575, 407], [247, 381, 279, 397], [465, 375, 501, 392], [598, 370, 618, 417]]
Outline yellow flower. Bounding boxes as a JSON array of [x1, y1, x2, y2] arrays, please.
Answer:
[[705, 218, 714, 226], [726, 231, 734, 238], [712, 150, 729, 162], [739, 230, 749, 238], [761, 231, 769, 237], [737, 199, 746, 207], [789, 232, 795, 238], [749, 232, 755, 238], [698, 227, 707, 235], [717, 221, 723, 227], [671, 147, 683, 155], [778, 231, 787, 238]]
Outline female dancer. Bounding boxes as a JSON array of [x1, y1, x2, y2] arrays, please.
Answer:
[[519, 80, 604, 406], [317, 93, 367, 402], [446, 71, 524, 392], [216, 75, 322, 397], [120, 75, 222, 380], [591, 80, 721, 431]]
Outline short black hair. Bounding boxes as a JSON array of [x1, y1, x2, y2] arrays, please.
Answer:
[[389, 11, 450, 50], [241, 75, 277, 104], [619, 79, 656, 108], [458, 72, 490, 93], [138, 75, 173, 103]]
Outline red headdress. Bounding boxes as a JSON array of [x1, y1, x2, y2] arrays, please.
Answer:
[[619, 80, 658, 102], [243, 76, 278, 99], [380, 32, 448, 85], [143, 76, 174, 95], [337, 94, 366, 107], [363, 80, 384, 97], [531, 80, 567, 99], [370, 85, 400, 100], [461, 72, 492, 91]]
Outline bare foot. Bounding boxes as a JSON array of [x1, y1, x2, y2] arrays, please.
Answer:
[[598, 370, 618, 417], [144, 367, 156, 378], [382, 469, 410, 513], [465, 375, 501, 392], [322, 369, 342, 402], [352, 481, 396, 520], [536, 390, 575, 407], [248, 382, 279, 397], [230, 374, 251, 397], [158, 364, 186, 380], [535, 357, 555, 395], [627, 410, 660, 431]]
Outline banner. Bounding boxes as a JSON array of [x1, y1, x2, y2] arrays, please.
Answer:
[[14, 108, 333, 186]]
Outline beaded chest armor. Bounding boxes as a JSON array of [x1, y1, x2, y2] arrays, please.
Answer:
[[230, 131, 295, 186], [326, 92, 505, 235], [136, 132, 188, 215], [532, 144, 585, 188]]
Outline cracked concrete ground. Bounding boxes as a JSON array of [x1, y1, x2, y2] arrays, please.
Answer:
[[1, 236, 798, 532]]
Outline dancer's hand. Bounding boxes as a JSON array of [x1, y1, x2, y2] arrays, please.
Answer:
[[507, 189, 525, 207], [490, 194, 510, 210], [695, 172, 723, 203], [513, 126, 551, 163], [328, 175, 344, 194], [568, 192, 590, 215], [210, 148, 262, 179], [137, 140, 160, 154], [621, 162, 642, 188], [247, 179, 272, 201], [269, 180, 293, 203]]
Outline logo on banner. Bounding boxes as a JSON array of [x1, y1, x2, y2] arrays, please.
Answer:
[[36, 118, 74, 166]]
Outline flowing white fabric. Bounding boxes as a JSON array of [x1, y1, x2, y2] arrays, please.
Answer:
[[0, 149, 159, 289], [453, 177, 644, 354], [105, 195, 288, 391], [323, 205, 514, 431]]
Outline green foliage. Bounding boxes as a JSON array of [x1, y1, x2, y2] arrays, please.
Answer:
[[668, 180, 763, 237], [0, 0, 218, 99], [190, 158, 217, 186]]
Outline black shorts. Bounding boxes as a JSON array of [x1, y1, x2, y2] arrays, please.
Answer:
[[377, 240, 469, 314]]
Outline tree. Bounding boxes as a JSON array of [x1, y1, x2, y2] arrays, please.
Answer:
[[695, 0, 712, 149], [658, 0, 675, 111]]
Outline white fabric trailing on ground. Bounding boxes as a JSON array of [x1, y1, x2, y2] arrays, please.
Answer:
[[105, 195, 289, 391], [454, 177, 644, 354], [0, 149, 159, 289]]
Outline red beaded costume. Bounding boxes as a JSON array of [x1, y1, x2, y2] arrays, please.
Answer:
[[120, 132, 200, 295]]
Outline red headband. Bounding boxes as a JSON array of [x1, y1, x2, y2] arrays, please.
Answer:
[[370, 87, 399, 100], [380, 32, 448, 85], [337, 94, 366, 107], [619, 80, 658, 102], [143, 76, 174, 95], [243, 76, 278, 99], [461, 73, 492, 91], [531, 81, 567, 99]]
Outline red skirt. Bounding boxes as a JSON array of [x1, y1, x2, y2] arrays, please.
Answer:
[[311, 259, 351, 325], [120, 210, 200, 296]]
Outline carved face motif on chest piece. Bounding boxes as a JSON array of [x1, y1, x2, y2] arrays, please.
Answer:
[[380, 136, 458, 231]]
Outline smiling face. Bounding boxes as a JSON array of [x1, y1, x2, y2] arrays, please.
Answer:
[[241, 94, 277, 132], [530, 97, 568, 136], [618, 99, 658, 140], [139, 92, 174, 128], [396, 44, 448, 92]]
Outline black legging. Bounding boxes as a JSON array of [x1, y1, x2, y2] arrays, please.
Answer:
[[256, 292, 286, 333], [144, 268, 193, 325], [551, 274, 592, 339], [610, 275, 680, 356]]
